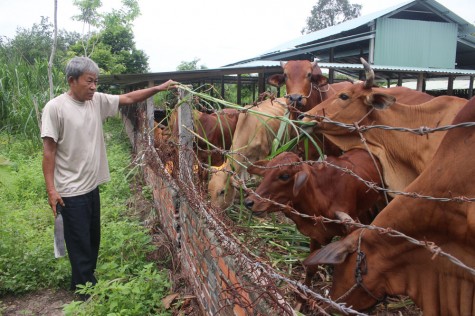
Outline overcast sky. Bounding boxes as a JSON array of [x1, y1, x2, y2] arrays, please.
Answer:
[[1, 0, 474, 72]]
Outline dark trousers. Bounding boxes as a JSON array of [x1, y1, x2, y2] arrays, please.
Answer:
[[58, 187, 101, 291]]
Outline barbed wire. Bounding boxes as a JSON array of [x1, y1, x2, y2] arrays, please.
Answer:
[[233, 176, 475, 278], [163, 138, 475, 284], [300, 114, 475, 135]]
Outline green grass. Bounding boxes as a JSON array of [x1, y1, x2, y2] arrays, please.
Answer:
[[0, 117, 172, 315]]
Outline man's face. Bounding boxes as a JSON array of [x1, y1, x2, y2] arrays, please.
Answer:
[[68, 72, 98, 102]]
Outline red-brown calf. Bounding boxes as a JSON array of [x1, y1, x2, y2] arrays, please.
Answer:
[[244, 149, 384, 284]]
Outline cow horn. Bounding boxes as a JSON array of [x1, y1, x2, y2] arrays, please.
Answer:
[[280, 61, 287, 68], [334, 211, 355, 223], [360, 57, 374, 89]]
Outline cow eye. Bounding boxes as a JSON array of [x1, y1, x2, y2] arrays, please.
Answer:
[[339, 93, 349, 100], [307, 72, 312, 78], [279, 173, 290, 181]]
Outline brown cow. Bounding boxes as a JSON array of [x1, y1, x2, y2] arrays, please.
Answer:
[[268, 60, 353, 114], [304, 96, 475, 315], [167, 108, 240, 166], [268, 60, 353, 157], [244, 149, 384, 284], [300, 58, 464, 194], [208, 98, 287, 209]]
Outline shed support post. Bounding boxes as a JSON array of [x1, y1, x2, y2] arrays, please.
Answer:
[[397, 73, 403, 87], [237, 74, 242, 105], [220, 76, 225, 100], [258, 72, 265, 94], [469, 76, 474, 99], [328, 48, 335, 84], [416, 73, 424, 91], [447, 75, 455, 96], [368, 22, 375, 64]]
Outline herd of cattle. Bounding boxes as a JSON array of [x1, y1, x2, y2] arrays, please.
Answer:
[[155, 59, 475, 315]]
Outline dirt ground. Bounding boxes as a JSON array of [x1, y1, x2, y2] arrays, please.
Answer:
[[0, 288, 76, 316]]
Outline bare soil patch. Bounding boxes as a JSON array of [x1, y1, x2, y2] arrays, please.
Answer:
[[1, 288, 76, 316]]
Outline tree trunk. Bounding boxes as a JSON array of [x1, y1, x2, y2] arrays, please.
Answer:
[[48, 0, 58, 101]]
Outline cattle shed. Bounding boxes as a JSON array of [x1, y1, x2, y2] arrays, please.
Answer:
[[226, 0, 475, 98], [101, 0, 475, 99]]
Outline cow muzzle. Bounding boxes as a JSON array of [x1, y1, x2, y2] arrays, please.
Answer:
[[286, 93, 307, 107], [243, 198, 267, 217]]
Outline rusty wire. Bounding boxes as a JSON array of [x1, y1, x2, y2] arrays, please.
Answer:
[[235, 176, 475, 278], [301, 113, 475, 135]]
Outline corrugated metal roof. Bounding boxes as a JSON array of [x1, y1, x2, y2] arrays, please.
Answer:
[[318, 62, 475, 76], [222, 60, 281, 69], [222, 61, 475, 76], [245, 0, 475, 61], [261, 1, 412, 56]]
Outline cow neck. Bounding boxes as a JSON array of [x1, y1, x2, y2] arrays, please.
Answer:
[[303, 83, 328, 113], [334, 229, 387, 307]]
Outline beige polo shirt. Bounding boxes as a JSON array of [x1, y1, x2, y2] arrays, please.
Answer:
[[41, 92, 120, 197]]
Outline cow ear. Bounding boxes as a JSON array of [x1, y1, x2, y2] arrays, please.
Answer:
[[312, 74, 328, 86], [293, 171, 309, 196], [247, 160, 269, 176], [365, 92, 396, 110], [303, 234, 358, 266], [267, 74, 285, 87]]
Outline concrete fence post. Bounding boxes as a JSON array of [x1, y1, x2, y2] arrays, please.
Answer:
[[178, 88, 194, 185]]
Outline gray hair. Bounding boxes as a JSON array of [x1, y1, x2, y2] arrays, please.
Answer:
[[65, 56, 100, 80]]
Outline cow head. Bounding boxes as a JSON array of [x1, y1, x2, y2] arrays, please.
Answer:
[[244, 152, 310, 216], [208, 163, 236, 209], [303, 229, 386, 312], [299, 58, 396, 135], [267, 60, 329, 111]]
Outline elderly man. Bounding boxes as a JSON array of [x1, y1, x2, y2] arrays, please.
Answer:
[[41, 56, 176, 298]]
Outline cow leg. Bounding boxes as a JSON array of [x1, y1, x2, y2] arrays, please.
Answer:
[[294, 239, 321, 312], [304, 239, 321, 286]]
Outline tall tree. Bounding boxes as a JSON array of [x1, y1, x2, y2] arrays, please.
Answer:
[[72, 0, 102, 56], [1, 17, 79, 65], [48, 0, 58, 100], [69, 0, 149, 74], [176, 58, 207, 71], [301, 0, 362, 34]]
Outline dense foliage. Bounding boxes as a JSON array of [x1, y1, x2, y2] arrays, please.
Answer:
[[302, 0, 362, 34], [176, 58, 208, 71], [0, 56, 66, 148], [0, 118, 172, 315], [0, 0, 150, 148]]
